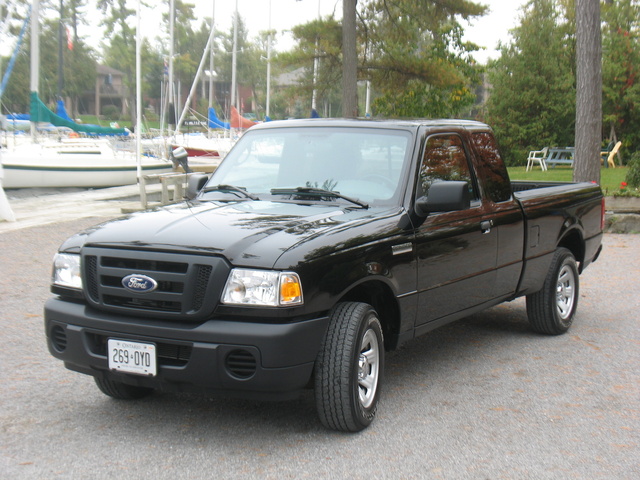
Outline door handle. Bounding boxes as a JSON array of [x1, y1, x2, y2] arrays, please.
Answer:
[[480, 220, 493, 234]]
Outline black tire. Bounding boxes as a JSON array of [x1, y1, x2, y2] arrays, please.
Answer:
[[94, 376, 154, 400], [526, 247, 579, 335], [315, 302, 384, 432]]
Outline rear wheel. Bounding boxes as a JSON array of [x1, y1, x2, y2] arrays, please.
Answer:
[[315, 302, 384, 432], [94, 376, 154, 400], [526, 247, 579, 335]]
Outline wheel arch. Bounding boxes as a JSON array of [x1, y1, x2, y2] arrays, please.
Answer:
[[338, 280, 401, 351], [558, 227, 585, 271]]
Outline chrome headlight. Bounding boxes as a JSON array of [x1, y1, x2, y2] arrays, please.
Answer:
[[52, 253, 82, 290], [222, 269, 303, 306]]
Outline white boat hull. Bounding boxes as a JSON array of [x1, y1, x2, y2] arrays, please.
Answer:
[[1, 141, 173, 188]]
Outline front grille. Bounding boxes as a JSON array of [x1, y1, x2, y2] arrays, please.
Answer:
[[82, 247, 229, 320], [85, 256, 99, 300], [192, 265, 213, 311]]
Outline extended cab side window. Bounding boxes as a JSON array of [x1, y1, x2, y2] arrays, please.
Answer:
[[471, 132, 512, 203], [417, 134, 479, 202]]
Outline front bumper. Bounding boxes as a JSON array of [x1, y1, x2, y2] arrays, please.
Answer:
[[44, 297, 329, 400]]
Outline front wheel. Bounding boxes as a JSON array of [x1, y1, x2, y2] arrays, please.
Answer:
[[94, 376, 154, 400], [315, 302, 384, 432], [526, 247, 579, 335]]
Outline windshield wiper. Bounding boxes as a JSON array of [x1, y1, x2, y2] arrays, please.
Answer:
[[270, 187, 369, 209], [201, 184, 259, 200]]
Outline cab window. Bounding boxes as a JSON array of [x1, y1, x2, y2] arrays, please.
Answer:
[[417, 134, 478, 202], [471, 132, 512, 203]]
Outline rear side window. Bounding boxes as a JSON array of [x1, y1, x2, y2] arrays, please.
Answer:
[[471, 132, 512, 203], [417, 134, 478, 201]]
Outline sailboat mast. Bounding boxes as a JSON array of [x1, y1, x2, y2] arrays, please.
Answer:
[[208, 0, 215, 111], [30, 0, 40, 140], [57, 0, 64, 99], [168, 0, 175, 132], [230, 0, 237, 109], [266, 0, 271, 118], [136, 0, 142, 186], [176, 27, 214, 132]]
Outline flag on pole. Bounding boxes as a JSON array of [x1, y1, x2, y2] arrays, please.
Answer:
[[66, 26, 73, 50]]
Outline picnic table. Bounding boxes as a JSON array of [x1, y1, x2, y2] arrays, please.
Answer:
[[545, 147, 574, 168], [528, 143, 620, 171]]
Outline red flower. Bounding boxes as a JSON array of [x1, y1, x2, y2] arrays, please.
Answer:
[[621, 182, 628, 189]]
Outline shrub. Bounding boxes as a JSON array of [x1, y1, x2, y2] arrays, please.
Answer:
[[626, 151, 640, 188], [101, 105, 120, 121]]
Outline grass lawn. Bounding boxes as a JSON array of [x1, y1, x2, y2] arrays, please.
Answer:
[[508, 166, 628, 195]]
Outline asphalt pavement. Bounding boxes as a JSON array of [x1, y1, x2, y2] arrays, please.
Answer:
[[0, 203, 638, 479]]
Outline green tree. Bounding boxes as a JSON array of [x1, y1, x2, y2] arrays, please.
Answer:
[[214, 15, 264, 115], [160, 0, 200, 105], [486, 0, 576, 166], [141, 43, 165, 112], [363, 0, 486, 118], [65, 0, 88, 42], [98, 0, 137, 120], [277, 17, 343, 118], [61, 0, 96, 117], [1, 1, 96, 115], [280, 0, 486, 120], [1, 16, 95, 115], [602, 0, 640, 157], [61, 38, 97, 117]]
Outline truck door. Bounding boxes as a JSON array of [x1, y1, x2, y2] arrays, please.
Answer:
[[470, 131, 525, 299], [414, 133, 499, 325]]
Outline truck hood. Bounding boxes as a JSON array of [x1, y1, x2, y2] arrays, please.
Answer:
[[61, 200, 389, 269]]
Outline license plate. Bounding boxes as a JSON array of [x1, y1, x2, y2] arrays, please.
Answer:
[[108, 339, 157, 376]]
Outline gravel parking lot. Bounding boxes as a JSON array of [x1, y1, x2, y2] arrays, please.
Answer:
[[1, 217, 638, 479]]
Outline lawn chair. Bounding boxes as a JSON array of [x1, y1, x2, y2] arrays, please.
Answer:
[[607, 141, 621, 168], [526, 147, 548, 171]]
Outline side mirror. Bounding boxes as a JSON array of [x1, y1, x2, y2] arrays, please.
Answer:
[[186, 173, 209, 200], [415, 181, 471, 217]]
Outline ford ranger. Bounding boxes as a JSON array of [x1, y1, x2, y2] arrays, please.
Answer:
[[44, 119, 604, 432]]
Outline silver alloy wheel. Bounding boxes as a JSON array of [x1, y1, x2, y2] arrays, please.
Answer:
[[358, 327, 380, 409], [556, 264, 576, 320]]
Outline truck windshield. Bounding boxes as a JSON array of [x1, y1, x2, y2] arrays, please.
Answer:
[[203, 127, 412, 206]]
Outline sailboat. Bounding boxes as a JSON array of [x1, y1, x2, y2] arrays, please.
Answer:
[[1, 135, 172, 188], [163, 0, 259, 167], [0, 1, 173, 189], [1, 103, 173, 189], [168, 106, 252, 160]]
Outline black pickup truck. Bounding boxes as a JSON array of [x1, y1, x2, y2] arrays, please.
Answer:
[[45, 119, 604, 432]]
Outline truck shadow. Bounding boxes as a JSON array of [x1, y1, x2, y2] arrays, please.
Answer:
[[87, 301, 541, 437]]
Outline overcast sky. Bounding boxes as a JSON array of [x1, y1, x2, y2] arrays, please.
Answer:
[[45, 0, 527, 65], [111, 0, 527, 65], [182, 0, 527, 64]]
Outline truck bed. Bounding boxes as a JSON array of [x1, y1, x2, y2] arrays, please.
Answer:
[[511, 179, 595, 194]]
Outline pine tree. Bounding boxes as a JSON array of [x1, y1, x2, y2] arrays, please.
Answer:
[[486, 0, 576, 166]]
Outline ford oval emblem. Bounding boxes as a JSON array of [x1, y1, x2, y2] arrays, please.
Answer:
[[121, 274, 158, 293]]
